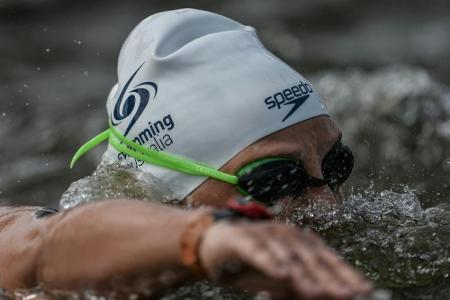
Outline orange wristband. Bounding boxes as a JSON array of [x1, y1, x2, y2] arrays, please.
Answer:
[[180, 212, 215, 275], [180, 197, 272, 275]]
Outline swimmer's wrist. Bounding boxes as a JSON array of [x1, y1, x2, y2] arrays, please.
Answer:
[[180, 209, 215, 276], [180, 197, 273, 276]]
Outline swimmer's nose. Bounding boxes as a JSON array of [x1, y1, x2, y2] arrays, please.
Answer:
[[301, 184, 338, 205], [299, 157, 340, 205]]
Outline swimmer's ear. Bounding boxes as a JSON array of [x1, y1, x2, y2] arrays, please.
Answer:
[[70, 129, 110, 168]]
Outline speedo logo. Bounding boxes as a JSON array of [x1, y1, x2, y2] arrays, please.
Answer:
[[264, 81, 314, 122]]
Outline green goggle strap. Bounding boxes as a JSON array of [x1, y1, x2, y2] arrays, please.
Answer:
[[70, 124, 239, 185], [70, 129, 110, 169], [236, 157, 294, 178]]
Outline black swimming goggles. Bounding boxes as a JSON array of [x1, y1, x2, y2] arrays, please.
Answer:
[[71, 124, 354, 205], [236, 140, 353, 204]]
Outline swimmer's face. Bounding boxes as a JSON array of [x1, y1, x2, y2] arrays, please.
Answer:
[[186, 116, 343, 215]]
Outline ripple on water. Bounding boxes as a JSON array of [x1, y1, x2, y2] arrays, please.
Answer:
[[292, 185, 450, 296], [311, 65, 450, 206], [11, 190, 450, 299]]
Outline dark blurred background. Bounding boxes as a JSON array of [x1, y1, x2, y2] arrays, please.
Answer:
[[1, 0, 450, 208]]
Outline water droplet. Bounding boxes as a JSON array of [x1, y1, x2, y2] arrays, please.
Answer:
[[1, 112, 6, 117], [45, 48, 51, 52], [255, 291, 271, 300]]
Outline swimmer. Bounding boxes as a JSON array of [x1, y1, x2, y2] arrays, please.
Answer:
[[0, 9, 372, 300]]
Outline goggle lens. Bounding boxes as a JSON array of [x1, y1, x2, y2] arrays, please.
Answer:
[[236, 141, 354, 205], [322, 142, 354, 189]]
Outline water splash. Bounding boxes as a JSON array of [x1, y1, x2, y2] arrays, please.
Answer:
[[59, 162, 176, 210], [21, 168, 450, 299], [311, 65, 450, 206], [292, 185, 450, 298]]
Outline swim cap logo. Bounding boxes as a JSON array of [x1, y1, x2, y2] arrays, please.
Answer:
[[111, 62, 158, 136], [264, 81, 313, 122]]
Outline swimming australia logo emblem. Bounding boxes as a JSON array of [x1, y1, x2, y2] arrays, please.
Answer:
[[111, 62, 158, 136], [264, 81, 313, 122]]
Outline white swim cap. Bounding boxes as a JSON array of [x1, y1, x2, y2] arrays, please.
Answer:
[[101, 8, 328, 200]]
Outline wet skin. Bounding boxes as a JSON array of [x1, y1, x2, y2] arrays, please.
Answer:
[[187, 115, 343, 209]]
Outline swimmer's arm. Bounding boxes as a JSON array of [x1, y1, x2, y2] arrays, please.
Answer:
[[0, 200, 372, 299], [0, 200, 207, 293]]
